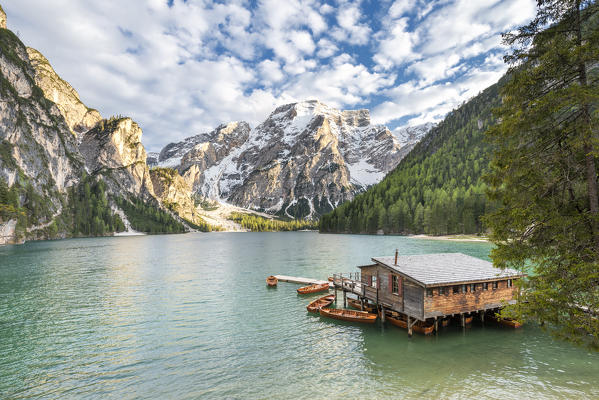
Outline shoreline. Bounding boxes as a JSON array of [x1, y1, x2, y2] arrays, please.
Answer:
[[409, 234, 489, 242]]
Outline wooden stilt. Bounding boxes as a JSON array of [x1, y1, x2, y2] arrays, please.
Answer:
[[334, 287, 337, 303], [480, 310, 485, 323], [434, 317, 438, 333], [460, 313, 465, 327], [407, 316, 413, 337], [360, 297, 364, 311], [381, 306, 386, 323], [343, 290, 347, 308]]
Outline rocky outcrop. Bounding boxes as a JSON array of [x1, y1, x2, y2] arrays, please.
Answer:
[[26, 47, 101, 135], [79, 117, 155, 199], [0, 219, 17, 245], [159, 100, 432, 219], [150, 167, 201, 225], [0, 5, 6, 29]]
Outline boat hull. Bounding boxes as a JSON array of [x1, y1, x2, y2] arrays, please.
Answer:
[[347, 298, 377, 313], [387, 315, 434, 335], [319, 308, 377, 324], [266, 276, 278, 286], [497, 318, 522, 328], [297, 283, 329, 294], [307, 295, 335, 313]]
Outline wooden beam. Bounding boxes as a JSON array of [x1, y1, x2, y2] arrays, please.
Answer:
[[407, 316, 413, 337], [381, 306, 386, 323], [343, 290, 347, 308], [460, 313, 465, 328], [434, 317, 438, 333]]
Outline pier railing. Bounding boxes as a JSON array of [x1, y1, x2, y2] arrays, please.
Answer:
[[332, 273, 369, 297]]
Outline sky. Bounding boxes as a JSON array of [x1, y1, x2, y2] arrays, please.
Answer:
[[4, 0, 537, 151]]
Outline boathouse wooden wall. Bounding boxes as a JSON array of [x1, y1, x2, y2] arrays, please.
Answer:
[[423, 280, 518, 318], [360, 264, 427, 319]]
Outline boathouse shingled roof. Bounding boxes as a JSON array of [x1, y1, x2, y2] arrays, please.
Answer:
[[369, 253, 523, 287]]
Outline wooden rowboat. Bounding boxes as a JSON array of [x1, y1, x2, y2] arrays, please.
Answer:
[[347, 298, 377, 313], [306, 295, 335, 313], [387, 315, 434, 335], [441, 318, 450, 327], [297, 282, 329, 294], [319, 307, 377, 324], [266, 275, 278, 286], [464, 315, 473, 325], [497, 317, 522, 328]]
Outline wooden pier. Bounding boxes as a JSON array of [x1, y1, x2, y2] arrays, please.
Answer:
[[274, 275, 332, 287]]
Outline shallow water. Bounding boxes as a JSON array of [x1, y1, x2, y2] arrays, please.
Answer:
[[1, 232, 598, 399]]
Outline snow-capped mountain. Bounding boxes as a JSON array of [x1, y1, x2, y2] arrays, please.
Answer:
[[156, 100, 433, 219]]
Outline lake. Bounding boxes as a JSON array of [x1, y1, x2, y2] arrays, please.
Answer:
[[1, 232, 598, 399]]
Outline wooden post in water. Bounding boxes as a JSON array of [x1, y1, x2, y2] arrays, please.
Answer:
[[407, 316, 413, 337], [480, 310, 485, 323], [460, 313, 465, 328], [381, 306, 386, 323], [360, 297, 364, 311], [434, 317, 438, 333], [343, 290, 347, 308]]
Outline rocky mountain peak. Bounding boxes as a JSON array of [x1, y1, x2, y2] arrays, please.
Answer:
[[156, 100, 434, 219]]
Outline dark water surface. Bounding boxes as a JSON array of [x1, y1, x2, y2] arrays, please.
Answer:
[[1, 232, 598, 399]]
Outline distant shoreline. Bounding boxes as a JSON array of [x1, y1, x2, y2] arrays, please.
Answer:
[[409, 234, 489, 242]]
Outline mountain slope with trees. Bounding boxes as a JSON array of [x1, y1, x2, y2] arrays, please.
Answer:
[[319, 79, 502, 235]]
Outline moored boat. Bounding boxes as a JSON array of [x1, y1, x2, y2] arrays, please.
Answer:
[[387, 315, 434, 335], [306, 295, 335, 313], [297, 282, 329, 294], [319, 307, 377, 324], [266, 275, 278, 286], [464, 315, 473, 325], [347, 298, 377, 313], [497, 317, 522, 328]]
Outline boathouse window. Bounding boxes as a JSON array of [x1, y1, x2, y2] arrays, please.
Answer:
[[483, 282, 489, 290], [426, 288, 433, 297], [461, 284, 467, 293], [492, 281, 498, 290], [470, 283, 476, 292], [392, 275, 399, 294], [507, 279, 513, 288], [438, 287, 447, 296], [372, 276, 377, 288], [453, 286, 460, 294]]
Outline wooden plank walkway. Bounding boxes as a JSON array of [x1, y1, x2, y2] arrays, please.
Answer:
[[274, 275, 332, 287]]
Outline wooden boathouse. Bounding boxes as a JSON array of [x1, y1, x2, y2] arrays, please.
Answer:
[[332, 252, 524, 335]]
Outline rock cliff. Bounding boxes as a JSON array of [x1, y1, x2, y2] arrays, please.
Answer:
[[150, 167, 202, 225], [26, 47, 101, 135]]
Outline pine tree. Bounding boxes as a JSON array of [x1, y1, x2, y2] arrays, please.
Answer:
[[485, 0, 599, 348]]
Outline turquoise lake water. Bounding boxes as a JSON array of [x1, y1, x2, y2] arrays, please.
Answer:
[[1, 232, 598, 399]]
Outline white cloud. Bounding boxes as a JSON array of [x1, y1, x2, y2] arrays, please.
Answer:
[[2, 0, 537, 150]]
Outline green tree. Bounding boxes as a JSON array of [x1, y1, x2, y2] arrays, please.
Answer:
[[485, 0, 599, 348]]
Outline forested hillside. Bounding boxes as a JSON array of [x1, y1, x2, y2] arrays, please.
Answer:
[[320, 79, 503, 235]]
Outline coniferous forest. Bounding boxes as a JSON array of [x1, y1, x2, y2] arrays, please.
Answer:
[[319, 80, 502, 235]]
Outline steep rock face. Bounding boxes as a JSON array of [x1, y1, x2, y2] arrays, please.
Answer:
[[150, 168, 201, 225], [0, 26, 83, 240], [160, 100, 430, 219], [79, 117, 155, 199], [26, 47, 101, 135]]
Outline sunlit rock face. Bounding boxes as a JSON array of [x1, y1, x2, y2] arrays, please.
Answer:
[[26, 47, 101, 135], [157, 100, 433, 219], [79, 118, 155, 200]]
